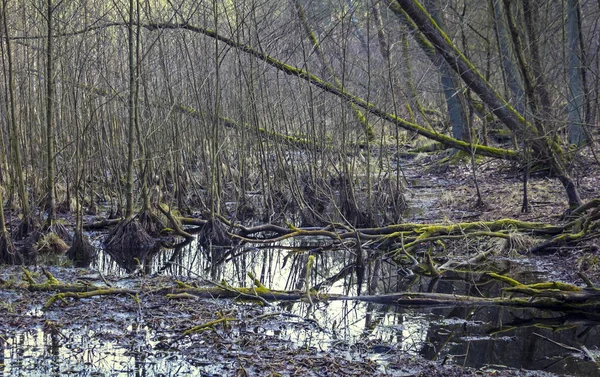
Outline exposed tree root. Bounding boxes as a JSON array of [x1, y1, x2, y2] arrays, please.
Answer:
[[197, 218, 237, 247], [0, 231, 22, 265], [46, 222, 73, 244], [22, 230, 43, 264], [137, 208, 167, 237], [104, 217, 155, 255], [12, 216, 37, 241]]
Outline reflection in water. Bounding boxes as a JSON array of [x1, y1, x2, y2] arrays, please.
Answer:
[[0, 326, 200, 376], [87, 235, 600, 376]]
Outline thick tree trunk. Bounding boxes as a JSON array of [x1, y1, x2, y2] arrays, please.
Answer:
[[125, 0, 136, 219], [566, 0, 587, 146], [522, 0, 552, 117], [424, 0, 469, 141], [491, 0, 526, 115]]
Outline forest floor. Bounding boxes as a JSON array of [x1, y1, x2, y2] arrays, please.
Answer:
[[1, 151, 599, 376], [400, 151, 600, 283]]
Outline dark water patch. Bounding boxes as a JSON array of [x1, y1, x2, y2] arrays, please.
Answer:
[[420, 306, 600, 376]]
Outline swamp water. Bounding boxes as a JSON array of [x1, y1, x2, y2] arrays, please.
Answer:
[[2, 235, 599, 376]]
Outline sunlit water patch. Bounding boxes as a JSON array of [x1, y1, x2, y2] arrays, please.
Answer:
[[83, 234, 600, 376], [0, 326, 202, 376]]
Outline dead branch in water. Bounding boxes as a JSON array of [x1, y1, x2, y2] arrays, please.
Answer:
[[19, 267, 600, 312]]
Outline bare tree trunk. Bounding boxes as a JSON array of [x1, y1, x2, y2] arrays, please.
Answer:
[[522, 0, 552, 118], [1, 0, 31, 226], [491, 0, 526, 115], [133, 0, 149, 213], [125, 0, 136, 219], [424, 0, 469, 141], [46, 0, 56, 224]]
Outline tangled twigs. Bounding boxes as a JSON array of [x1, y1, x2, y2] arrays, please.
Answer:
[[155, 204, 194, 240]]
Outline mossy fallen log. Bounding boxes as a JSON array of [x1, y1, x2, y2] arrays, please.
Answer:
[[44, 288, 137, 309], [348, 291, 600, 310], [182, 317, 238, 335], [22, 266, 600, 313], [228, 218, 564, 247], [83, 218, 122, 230], [23, 267, 98, 293]]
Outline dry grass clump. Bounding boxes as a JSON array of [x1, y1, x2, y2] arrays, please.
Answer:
[[502, 233, 537, 256], [577, 253, 600, 274], [35, 232, 70, 255]]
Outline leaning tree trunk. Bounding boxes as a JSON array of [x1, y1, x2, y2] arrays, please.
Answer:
[[393, 0, 582, 208]]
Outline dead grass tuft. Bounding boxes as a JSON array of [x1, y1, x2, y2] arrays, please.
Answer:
[[35, 233, 70, 255]]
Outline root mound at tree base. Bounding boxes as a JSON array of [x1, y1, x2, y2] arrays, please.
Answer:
[[0, 232, 22, 265], [104, 218, 155, 256], [46, 222, 73, 244], [67, 230, 96, 268], [137, 209, 167, 237], [197, 218, 237, 246]]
